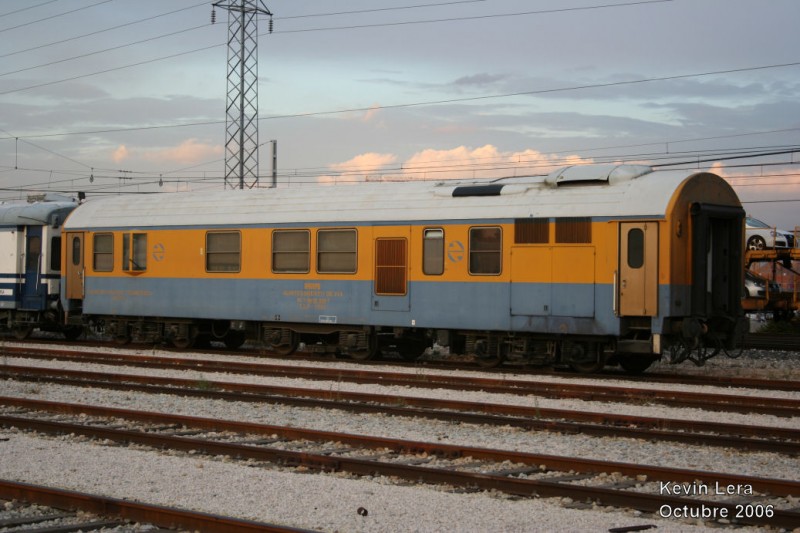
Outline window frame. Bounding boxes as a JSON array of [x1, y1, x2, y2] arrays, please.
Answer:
[[317, 228, 357, 274], [272, 229, 311, 273], [422, 228, 445, 275], [92, 233, 114, 272], [468, 226, 502, 275], [122, 232, 148, 272], [205, 230, 241, 273], [50, 236, 62, 272]]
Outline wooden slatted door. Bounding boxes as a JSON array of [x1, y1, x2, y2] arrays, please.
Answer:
[[373, 236, 410, 312]]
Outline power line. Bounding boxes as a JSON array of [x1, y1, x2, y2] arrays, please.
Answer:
[[0, 0, 62, 19], [0, 1, 209, 59], [273, 0, 673, 34], [0, 0, 115, 34], [4, 60, 800, 138], [275, 1, 489, 20], [0, 0, 678, 97], [0, 23, 211, 78]]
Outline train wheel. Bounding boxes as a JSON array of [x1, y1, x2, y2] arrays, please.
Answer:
[[618, 355, 655, 374], [264, 328, 299, 355], [171, 335, 196, 350], [348, 333, 380, 361], [62, 326, 83, 341], [474, 339, 504, 368], [565, 342, 605, 373], [223, 330, 246, 350], [13, 325, 34, 340], [113, 333, 131, 345]]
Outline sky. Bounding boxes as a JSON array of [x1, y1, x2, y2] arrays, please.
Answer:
[[1, 0, 799, 230]]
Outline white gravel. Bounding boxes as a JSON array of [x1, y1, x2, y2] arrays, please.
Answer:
[[0, 341, 798, 532]]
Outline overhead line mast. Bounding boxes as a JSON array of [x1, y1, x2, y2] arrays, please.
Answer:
[[211, 0, 273, 190]]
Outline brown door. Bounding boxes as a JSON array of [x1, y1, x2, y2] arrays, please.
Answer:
[[372, 228, 410, 312], [619, 222, 658, 316], [64, 232, 85, 300]]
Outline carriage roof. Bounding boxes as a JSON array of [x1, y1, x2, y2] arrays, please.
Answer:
[[0, 197, 78, 227], [64, 165, 737, 230]]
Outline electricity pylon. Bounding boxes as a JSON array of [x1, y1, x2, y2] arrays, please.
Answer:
[[212, 0, 273, 189]]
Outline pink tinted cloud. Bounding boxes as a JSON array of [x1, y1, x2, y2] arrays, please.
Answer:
[[143, 139, 223, 165], [400, 145, 593, 180], [111, 145, 129, 163]]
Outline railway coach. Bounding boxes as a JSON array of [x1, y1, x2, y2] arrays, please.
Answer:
[[1, 195, 81, 339], [59, 164, 747, 372]]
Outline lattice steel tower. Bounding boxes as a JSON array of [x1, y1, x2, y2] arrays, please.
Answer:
[[212, 0, 273, 189]]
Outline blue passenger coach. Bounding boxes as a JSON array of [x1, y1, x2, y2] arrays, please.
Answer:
[[1, 195, 80, 339]]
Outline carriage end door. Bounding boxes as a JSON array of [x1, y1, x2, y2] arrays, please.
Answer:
[[64, 232, 85, 301], [619, 222, 658, 316], [21, 226, 45, 309]]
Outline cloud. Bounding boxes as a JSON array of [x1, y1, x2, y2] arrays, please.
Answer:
[[318, 145, 595, 184], [362, 104, 382, 123], [111, 145, 129, 163], [400, 145, 593, 180], [318, 151, 398, 184], [142, 139, 223, 165]]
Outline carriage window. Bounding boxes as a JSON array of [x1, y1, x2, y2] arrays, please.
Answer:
[[469, 226, 502, 275], [50, 237, 62, 271], [26, 236, 41, 270], [93, 233, 114, 272], [556, 217, 592, 243], [515, 218, 549, 244], [122, 233, 148, 272], [423, 228, 444, 275], [627, 228, 644, 269], [206, 231, 241, 272], [318, 229, 357, 273], [273, 230, 310, 273], [71, 236, 81, 266]]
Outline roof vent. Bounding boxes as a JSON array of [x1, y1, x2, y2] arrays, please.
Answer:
[[545, 164, 652, 187], [452, 184, 505, 197]]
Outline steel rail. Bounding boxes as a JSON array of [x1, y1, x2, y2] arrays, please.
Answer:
[[0, 480, 312, 532], [1, 411, 798, 529], [2, 347, 799, 416], [2, 365, 799, 455], [2, 395, 798, 498]]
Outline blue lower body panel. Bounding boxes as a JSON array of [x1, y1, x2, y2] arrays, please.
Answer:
[[82, 277, 626, 336]]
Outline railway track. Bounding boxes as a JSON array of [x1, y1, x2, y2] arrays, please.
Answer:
[[0, 480, 308, 532], [1, 363, 799, 455], [2, 397, 798, 529], [2, 346, 799, 417]]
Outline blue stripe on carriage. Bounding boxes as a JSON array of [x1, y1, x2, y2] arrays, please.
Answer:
[[80, 276, 638, 336]]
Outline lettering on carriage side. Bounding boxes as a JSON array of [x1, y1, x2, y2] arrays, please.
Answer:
[[447, 240, 464, 262], [282, 281, 345, 311], [88, 289, 152, 301]]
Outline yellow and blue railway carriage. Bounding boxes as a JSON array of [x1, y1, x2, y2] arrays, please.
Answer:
[[60, 164, 746, 371], [1, 196, 79, 339]]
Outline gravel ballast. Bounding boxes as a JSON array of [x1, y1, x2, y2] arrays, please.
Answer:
[[0, 343, 797, 531]]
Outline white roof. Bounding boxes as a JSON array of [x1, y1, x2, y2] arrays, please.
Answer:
[[64, 165, 729, 230], [0, 199, 78, 227]]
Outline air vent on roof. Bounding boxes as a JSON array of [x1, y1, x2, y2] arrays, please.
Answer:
[[452, 184, 505, 197]]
